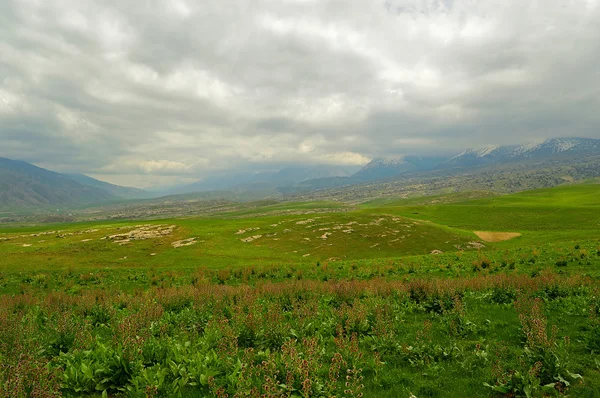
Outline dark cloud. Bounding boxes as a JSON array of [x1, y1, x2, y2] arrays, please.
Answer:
[[0, 0, 599, 187]]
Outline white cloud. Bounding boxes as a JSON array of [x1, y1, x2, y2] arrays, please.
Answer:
[[139, 160, 191, 174], [0, 0, 598, 187]]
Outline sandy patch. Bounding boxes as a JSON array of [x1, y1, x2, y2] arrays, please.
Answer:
[[474, 231, 521, 242]]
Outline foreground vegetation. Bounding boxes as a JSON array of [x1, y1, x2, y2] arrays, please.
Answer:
[[1, 183, 600, 397]]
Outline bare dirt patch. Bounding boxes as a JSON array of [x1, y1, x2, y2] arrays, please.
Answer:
[[474, 231, 521, 242]]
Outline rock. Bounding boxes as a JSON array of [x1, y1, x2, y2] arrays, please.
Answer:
[[467, 241, 486, 249], [106, 224, 176, 242], [241, 235, 262, 243], [235, 227, 260, 235], [172, 238, 198, 248]]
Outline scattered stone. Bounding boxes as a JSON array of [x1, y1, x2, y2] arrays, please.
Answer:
[[296, 218, 319, 225], [22, 244, 32, 247], [172, 238, 198, 248], [467, 241, 486, 249], [235, 227, 260, 235], [241, 235, 262, 243], [320, 232, 332, 240], [106, 224, 176, 242], [302, 253, 311, 257], [431, 250, 444, 255]]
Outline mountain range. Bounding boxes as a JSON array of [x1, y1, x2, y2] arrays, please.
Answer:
[[445, 137, 600, 168], [1, 137, 599, 211]]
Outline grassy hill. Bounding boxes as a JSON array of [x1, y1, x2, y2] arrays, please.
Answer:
[[382, 183, 600, 232]]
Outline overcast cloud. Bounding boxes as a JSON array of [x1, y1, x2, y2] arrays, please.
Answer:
[[1, 0, 599, 187]]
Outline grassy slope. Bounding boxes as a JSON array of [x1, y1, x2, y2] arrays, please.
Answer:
[[1, 183, 599, 273], [1, 183, 600, 397], [0, 182, 598, 283]]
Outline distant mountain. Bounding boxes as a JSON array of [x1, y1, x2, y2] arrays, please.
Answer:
[[175, 164, 360, 194], [0, 157, 115, 209], [0, 157, 154, 210], [3, 136, 599, 211], [63, 173, 148, 199], [281, 156, 446, 193], [353, 156, 446, 182], [281, 138, 600, 194], [444, 137, 600, 168]]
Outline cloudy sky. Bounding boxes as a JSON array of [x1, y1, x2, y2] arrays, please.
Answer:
[[1, 0, 599, 188]]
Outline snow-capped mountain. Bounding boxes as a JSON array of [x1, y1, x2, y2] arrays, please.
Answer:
[[445, 137, 600, 168], [511, 138, 600, 157]]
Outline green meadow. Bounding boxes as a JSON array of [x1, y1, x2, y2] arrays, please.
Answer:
[[1, 182, 600, 397]]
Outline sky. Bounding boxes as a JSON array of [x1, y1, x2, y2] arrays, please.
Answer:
[[1, 0, 599, 188]]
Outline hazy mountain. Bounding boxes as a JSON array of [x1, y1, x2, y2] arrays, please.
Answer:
[[0, 157, 115, 209], [175, 165, 360, 194], [63, 173, 149, 199], [281, 138, 600, 194], [3, 137, 599, 211], [353, 156, 446, 182], [280, 156, 446, 193]]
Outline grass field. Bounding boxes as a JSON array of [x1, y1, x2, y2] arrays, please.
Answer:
[[1, 182, 600, 397]]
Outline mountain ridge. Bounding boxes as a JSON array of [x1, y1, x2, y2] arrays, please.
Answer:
[[0, 157, 149, 210], [2, 137, 599, 210]]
